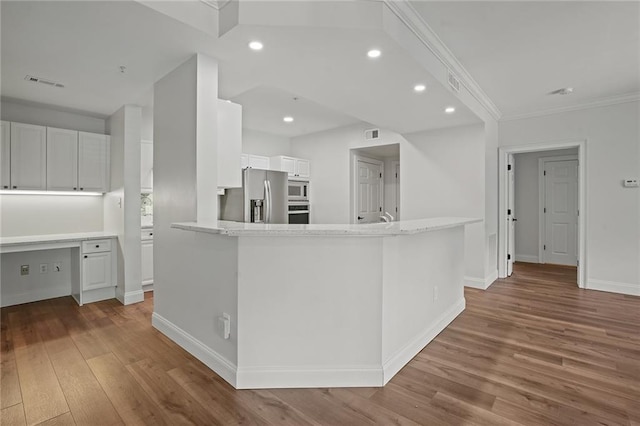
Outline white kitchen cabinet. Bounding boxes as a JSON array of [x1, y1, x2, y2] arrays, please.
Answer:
[[241, 154, 270, 170], [141, 239, 154, 286], [270, 155, 310, 178], [82, 251, 113, 291], [10, 122, 47, 190], [47, 127, 79, 191], [141, 140, 153, 192], [78, 131, 110, 192], [1, 121, 10, 189], [218, 100, 242, 188]]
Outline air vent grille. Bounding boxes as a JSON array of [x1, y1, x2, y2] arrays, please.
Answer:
[[24, 75, 65, 88], [447, 71, 460, 93], [364, 128, 380, 141]]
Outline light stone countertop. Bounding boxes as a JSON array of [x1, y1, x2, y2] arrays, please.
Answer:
[[0, 231, 118, 247], [171, 217, 482, 237]]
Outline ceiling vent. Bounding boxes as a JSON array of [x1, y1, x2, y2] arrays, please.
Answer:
[[364, 128, 380, 141], [447, 71, 460, 93], [24, 75, 65, 88]]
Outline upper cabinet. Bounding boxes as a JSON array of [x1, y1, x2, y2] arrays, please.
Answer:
[[218, 100, 242, 189], [10, 122, 47, 190], [1, 121, 10, 189], [47, 127, 79, 191], [270, 156, 310, 179], [241, 154, 270, 170], [141, 140, 153, 192], [78, 132, 110, 192]]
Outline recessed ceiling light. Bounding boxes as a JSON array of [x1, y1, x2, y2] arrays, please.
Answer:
[[367, 49, 381, 58], [414, 84, 426, 92], [248, 41, 263, 51], [445, 106, 456, 114], [283, 116, 294, 123]]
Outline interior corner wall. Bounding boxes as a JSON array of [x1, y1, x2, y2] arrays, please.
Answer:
[[514, 148, 578, 263], [499, 101, 640, 294], [242, 128, 291, 157], [105, 105, 142, 304], [153, 55, 238, 366], [1, 99, 107, 134], [402, 124, 486, 283]]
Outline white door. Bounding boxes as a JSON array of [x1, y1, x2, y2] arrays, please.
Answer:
[[394, 162, 400, 220], [507, 154, 515, 276], [47, 127, 79, 191], [10, 122, 47, 190], [1, 121, 10, 189], [82, 252, 113, 290], [78, 132, 109, 192], [356, 159, 383, 223], [544, 160, 578, 266]]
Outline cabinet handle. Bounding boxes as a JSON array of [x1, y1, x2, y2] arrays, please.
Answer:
[[80, 187, 84, 191], [84, 255, 88, 259], [73, 187, 77, 190], [12, 186, 16, 189], [3, 185, 7, 189], [95, 245, 100, 248], [149, 233, 153, 236]]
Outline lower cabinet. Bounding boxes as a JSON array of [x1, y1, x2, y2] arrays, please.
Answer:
[[141, 239, 154, 286], [82, 252, 113, 290]]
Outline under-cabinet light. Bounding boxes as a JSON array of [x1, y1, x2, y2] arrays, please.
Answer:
[[0, 190, 103, 196]]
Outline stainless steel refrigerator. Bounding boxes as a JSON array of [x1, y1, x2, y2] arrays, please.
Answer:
[[220, 168, 288, 223]]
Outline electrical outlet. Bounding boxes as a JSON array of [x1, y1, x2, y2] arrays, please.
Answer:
[[20, 265, 29, 276], [40, 263, 48, 274], [53, 262, 62, 272], [218, 313, 231, 339], [433, 286, 439, 302]]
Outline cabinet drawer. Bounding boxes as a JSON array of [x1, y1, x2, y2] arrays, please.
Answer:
[[141, 229, 154, 240], [82, 239, 112, 253]]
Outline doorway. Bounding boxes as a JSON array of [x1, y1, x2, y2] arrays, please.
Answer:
[[499, 141, 586, 287]]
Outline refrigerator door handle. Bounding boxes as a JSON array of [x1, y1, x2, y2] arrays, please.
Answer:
[[264, 180, 270, 223], [266, 180, 273, 223]]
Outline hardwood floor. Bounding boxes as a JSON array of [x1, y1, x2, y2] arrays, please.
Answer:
[[1, 263, 638, 425]]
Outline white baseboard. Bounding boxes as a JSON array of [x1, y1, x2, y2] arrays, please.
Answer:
[[515, 254, 539, 263], [382, 298, 465, 384], [1, 285, 70, 308], [152, 312, 237, 387], [586, 279, 640, 296], [81, 286, 116, 305], [142, 283, 154, 293], [118, 289, 144, 305], [464, 269, 498, 290], [236, 365, 382, 389]]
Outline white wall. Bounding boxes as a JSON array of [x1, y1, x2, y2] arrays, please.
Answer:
[[141, 103, 154, 141], [153, 55, 238, 367], [403, 124, 486, 283], [514, 148, 578, 263], [1, 98, 107, 134], [484, 119, 499, 282], [383, 157, 399, 219], [500, 101, 640, 295], [105, 105, 143, 304], [242, 128, 291, 157]]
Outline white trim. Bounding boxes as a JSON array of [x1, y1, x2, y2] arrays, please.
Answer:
[[391, 160, 400, 221], [0, 285, 70, 308], [120, 289, 144, 305], [498, 140, 586, 288], [382, 298, 465, 384], [586, 279, 640, 296], [464, 270, 498, 290], [236, 365, 382, 390], [538, 155, 579, 265], [199, 0, 232, 11], [152, 312, 238, 387], [142, 283, 154, 293], [501, 92, 640, 122], [80, 286, 116, 305], [383, 1, 501, 120], [515, 254, 539, 264]]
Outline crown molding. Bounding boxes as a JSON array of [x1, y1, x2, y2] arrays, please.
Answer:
[[500, 92, 640, 122], [200, 0, 233, 11], [383, 0, 502, 121]]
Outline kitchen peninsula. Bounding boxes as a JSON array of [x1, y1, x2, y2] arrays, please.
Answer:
[[154, 217, 480, 389]]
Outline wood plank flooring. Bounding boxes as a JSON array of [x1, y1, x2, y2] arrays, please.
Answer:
[[1, 263, 638, 425]]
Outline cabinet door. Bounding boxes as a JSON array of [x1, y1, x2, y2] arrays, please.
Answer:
[[248, 155, 270, 170], [280, 157, 296, 176], [141, 240, 154, 285], [295, 159, 310, 178], [0, 121, 9, 189], [240, 153, 249, 169], [217, 100, 242, 188], [47, 127, 79, 191], [10, 122, 46, 190], [82, 252, 113, 290], [78, 132, 110, 192], [141, 140, 153, 192]]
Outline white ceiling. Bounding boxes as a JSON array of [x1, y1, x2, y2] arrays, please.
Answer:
[[410, 1, 640, 118], [0, 0, 480, 137]]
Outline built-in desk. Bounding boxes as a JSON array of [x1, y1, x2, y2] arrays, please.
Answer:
[[0, 232, 118, 307]]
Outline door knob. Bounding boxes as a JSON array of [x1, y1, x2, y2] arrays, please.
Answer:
[[357, 216, 364, 220]]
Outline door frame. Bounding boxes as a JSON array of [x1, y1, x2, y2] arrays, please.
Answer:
[[538, 155, 579, 264], [351, 154, 384, 224], [498, 139, 586, 287], [391, 160, 400, 220]]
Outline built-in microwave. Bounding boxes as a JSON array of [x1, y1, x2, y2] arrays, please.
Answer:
[[288, 179, 309, 201]]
